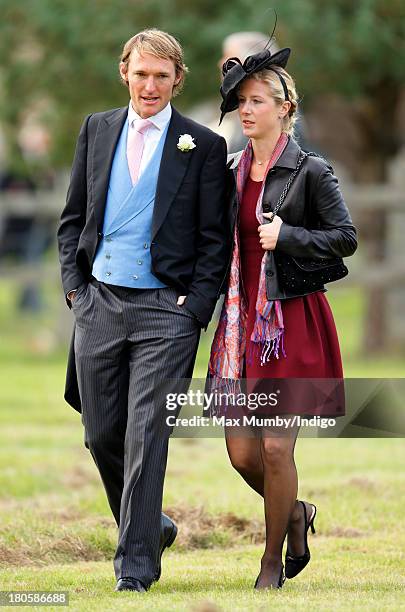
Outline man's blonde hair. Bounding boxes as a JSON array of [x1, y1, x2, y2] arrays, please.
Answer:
[[119, 28, 188, 96]]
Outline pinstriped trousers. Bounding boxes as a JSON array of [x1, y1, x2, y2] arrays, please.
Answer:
[[72, 279, 200, 585]]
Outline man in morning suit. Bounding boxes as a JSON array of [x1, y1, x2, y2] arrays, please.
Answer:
[[57, 29, 228, 593]]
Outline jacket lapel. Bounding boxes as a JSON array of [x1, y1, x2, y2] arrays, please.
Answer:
[[151, 107, 194, 240], [273, 136, 300, 169], [225, 152, 241, 229], [92, 107, 128, 232]]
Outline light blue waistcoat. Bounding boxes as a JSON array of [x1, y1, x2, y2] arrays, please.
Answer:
[[92, 119, 168, 288]]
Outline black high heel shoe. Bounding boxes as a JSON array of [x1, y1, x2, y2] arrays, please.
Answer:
[[254, 564, 286, 589], [285, 501, 317, 579]]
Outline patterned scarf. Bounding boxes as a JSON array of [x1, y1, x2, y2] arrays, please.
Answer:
[[208, 133, 288, 386]]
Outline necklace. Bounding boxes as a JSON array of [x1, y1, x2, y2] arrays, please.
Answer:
[[255, 158, 269, 166]]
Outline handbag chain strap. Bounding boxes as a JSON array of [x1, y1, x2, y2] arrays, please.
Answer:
[[267, 151, 323, 222]]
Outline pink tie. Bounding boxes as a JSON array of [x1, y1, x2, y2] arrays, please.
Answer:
[[127, 118, 152, 185]]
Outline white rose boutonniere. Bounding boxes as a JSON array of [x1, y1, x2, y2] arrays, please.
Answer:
[[177, 134, 196, 152]]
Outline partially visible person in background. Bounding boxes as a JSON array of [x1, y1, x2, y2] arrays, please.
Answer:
[[217, 32, 311, 153], [0, 125, 54, 313], [216, 32, 269, 152]]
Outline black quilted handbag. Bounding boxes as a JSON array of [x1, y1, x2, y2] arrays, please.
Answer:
[[274, 253, 348, 293], [267, 151, 349, 293]]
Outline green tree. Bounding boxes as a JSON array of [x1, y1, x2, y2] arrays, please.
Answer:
[[1, 0, 403, 176], [0, 0, 234, 170]]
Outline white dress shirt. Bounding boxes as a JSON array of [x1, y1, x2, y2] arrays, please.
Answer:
[[127, 101, 172, 179]]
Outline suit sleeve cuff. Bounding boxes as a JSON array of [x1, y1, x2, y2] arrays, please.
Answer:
[[184, 293, 215, 331]]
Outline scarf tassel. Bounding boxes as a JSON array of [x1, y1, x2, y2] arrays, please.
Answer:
[[259, 329, 285, 365]]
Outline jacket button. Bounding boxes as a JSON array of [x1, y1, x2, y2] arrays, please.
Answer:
[[98, 232, 103, 238], [266, 270, 274, 277], [262, 203, 271, 213]]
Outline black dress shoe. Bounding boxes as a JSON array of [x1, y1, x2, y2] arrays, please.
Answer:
[[285, 501, 317, 579], [154, 513, 178, 582], [115, 577, 147, 592]]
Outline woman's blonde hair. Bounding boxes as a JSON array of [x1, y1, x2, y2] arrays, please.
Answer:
[[250, 66, 299, 136], [119, 28, 188, 96]]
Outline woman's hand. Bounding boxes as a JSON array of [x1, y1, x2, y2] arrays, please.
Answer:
[[258, 213, 283, 250]]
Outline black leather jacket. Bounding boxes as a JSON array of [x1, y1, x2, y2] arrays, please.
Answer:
[[226, 137, 358, 300]]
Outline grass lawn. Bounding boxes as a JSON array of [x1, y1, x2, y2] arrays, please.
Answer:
[[0, 279, 404, 610]]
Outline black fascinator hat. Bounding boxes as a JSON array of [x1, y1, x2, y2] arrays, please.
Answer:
[[219, 48, 291, 124], [219, 16, 291, 124]]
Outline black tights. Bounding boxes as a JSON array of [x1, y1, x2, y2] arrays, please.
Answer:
[[225, 421, 301, 583]]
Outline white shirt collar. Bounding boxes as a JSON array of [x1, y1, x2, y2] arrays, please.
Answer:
[[128, 101, 172, 131]]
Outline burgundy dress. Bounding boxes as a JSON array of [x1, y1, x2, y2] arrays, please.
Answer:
[[239, 176, 344, 416]]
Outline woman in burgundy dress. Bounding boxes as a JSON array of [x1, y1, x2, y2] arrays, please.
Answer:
[[209, 46, 357, 589]]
